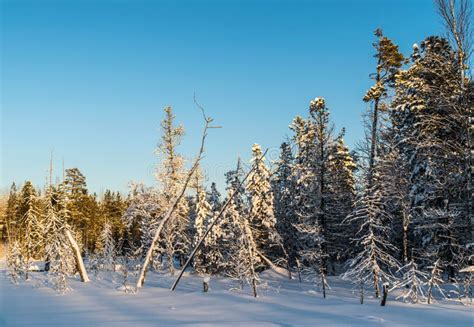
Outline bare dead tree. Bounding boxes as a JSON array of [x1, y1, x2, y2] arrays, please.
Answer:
[[436, 0, 472, 81], [136, 98, 219, 290]]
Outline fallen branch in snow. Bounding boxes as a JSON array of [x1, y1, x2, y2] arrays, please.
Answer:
[[136, 98, 219, 290], [171, 149, 269, 292]]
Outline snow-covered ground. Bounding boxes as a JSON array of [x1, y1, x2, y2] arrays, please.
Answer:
[[0, 263, 472, 326]]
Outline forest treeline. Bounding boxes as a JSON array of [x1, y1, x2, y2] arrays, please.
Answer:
[[1, 0, 472, 304]]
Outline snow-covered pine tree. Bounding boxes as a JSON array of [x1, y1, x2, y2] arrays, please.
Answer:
[[246, 143, 283, 263], [363, 29, 404, 190]]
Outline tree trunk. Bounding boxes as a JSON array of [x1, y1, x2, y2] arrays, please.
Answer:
[[251, 277, 258, 298], [25, 224, 31, 280], [321, 273, 326, 299], [427, 282, 434, 304], [296, 258, 302, 283], [373, 270, 380, 298], [203, 277, 209, 292], [381, 284, 388, 306], [367, 60, 381, 190], [65, 229, 90, 282]]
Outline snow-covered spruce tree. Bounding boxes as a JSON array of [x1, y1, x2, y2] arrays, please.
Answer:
[[293, 217, 329, 298], [342, 169, 400, 301], [155, 106, 191, 274], [18, 181, 42, 280], [225, 158, 246, 213], [4, 183, 20, 242], [97, 221, 116, 272], [289, 114, 317, 277], [225, 192, 261, 297], [100, 190, 127, 250], [218, 162, 249, 275], [426, 258, 446, 304], [290, 98, 355, 275], [326, 131, 356, 269], [392, 34, 472, 278], [208, 182, 222, 212], [190, 167, 216, 274], [272, 141, 299, 272], [122, 183, 163, 270], [415, 205, 465, 281], [220, 189, 243, 277], [63, 168, 91, 250], [44, 184, 74, 293], [203, 181, 226, 274], [6, 240, 22, 284], [246, 143, 284, 263], [308, 98, 334, 271], [393, 252, 428, 303], [377, 129, 413, 264]]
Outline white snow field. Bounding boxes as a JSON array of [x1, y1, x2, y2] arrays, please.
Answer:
[[0, 265, 472, 327]]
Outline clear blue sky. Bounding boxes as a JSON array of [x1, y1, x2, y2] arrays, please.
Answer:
[[1, 0, 443, 195]]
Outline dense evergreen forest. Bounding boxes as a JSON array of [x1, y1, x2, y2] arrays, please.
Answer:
[[1, 0, 472, 305]]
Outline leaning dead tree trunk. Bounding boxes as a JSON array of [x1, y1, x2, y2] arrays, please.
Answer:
[[171, 150, 269, 291], [136, 102, 218, 290], [65, 229, 90, 282], [255, 249, 290, 278]]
